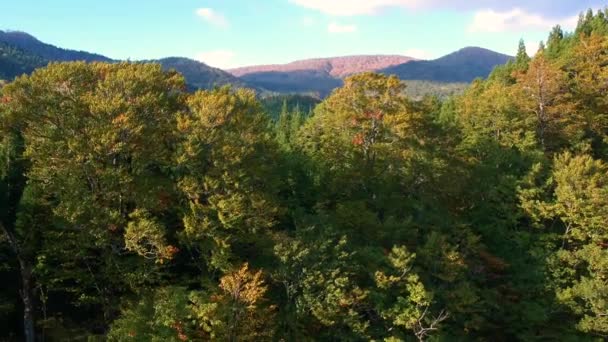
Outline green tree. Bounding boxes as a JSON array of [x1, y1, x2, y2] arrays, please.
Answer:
[[516, 38, 531, 67], [1, 61, 185, 331], [522, 152, 608, 336], [176, 87, 283, 270]]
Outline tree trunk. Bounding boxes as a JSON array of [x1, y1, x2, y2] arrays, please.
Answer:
[[1, 223, 35, 342], [19, 258, 35, 342]]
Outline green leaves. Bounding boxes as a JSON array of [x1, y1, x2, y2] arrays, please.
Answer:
[[177, 87, 283, 270], [124, 209, 177, 263]]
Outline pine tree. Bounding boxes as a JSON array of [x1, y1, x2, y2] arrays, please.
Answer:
[[515, 38, 530, 67]]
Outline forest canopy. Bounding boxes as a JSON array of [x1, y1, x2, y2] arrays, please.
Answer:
[[1, 8, 608, 342]]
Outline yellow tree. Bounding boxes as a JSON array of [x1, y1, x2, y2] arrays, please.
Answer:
[[1, 62, 185, 323], [514, 51, 580, 151], [521, 153, 608, 335], [296, 72, 428, 207], [176, 87, 282, 270], [568, 33, 608, 152]]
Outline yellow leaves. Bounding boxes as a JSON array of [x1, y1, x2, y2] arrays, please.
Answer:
[[514, 53, 582, 150], [551, 152, 608, 239], [124, 209, 175, 263], [111, 112, 129, 125], [182, 263, 277, 340], [219, 263, 267, 307]]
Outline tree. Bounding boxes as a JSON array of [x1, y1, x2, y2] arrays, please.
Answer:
[[273, 229, 369, 340], [0, 128, 34, 341], [1, 61, 186, 331], [109, 264, 274, 341], [567, 33, 608, 156], [374, 246, 448, 341], [176, 87, 283, 270], [546, 25, 565, 59], [516, 39, 531, 67], [522, 152, 608, 336], [513, 51, 580, 151]]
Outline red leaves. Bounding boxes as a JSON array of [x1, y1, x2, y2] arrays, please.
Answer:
[[352, 133, 364, 146], [350, 111, 383, 146], [365, 111, 384, 121], [479, 250, 509, 272], [166, 245, 180, 257], [172, 321, 188, 341]]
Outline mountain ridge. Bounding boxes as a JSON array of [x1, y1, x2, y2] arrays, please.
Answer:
[[230, 55, 417, 78], [381, 47, 513, 82], [0, 30, 251, 91], [0, 30, 113, 63], [229, 47, 512, 97], [0, 30, 513, 99]]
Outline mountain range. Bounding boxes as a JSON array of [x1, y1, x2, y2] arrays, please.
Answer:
[[231, 55, 415, 78], [230, 48, 511, 97], [382, 47, 512, 83], [0, 30, 243, 90], [0, 30, 513, 98], [229, 55, 414, 97]]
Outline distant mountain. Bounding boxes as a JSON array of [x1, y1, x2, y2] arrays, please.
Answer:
[[0, 30, 250, 91], [0, 30, 112, 63], [229, 55, 414, 97], [0, 30, 513, 99], [381, 47, 513, 83], [230, 55, 415, 78], [229, 49, 510, 98], [154, 57, 251, 90], [0, 42, 47, 80]]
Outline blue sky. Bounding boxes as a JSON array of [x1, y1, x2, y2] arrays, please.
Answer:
[[0, 0, 602, 69]]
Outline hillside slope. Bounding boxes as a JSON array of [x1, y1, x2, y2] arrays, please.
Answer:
[[230, 55, 415, 78], [0, 31, 250, 90], [0, 42, 47, 80], [382, 47, 513, 82], [154, 57, 251, 90], [0, 30, 112, 62]]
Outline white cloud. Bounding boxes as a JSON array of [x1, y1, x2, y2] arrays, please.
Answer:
[[467, 8, 578, 33], [402, 48, 434, 60], [196, 50, 237, 69], [196, 8, 229, 28], [524, 42, 542, 57], [288, 0, 595, 17], [328, 22, 357, 33]]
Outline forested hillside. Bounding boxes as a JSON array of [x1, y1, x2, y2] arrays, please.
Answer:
[[381, 47, 512, 82], [0, 31, 253, 92], [155, 57, 252, 90], [1, 8, 608, 341], [0, 42, 47, 81], [231, 50, 509, 98], [0, 30, 112, 63], [230, 55, 416, 78]]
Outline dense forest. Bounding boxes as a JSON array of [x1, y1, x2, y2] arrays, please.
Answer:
[[1, 9, 608, 341], [0, 42, 46, 81]]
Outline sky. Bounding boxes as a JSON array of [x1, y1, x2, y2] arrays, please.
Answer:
[[0, 1, 603, 69]]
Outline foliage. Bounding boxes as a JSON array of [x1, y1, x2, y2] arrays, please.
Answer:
[[2, 10, 608, 341]]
